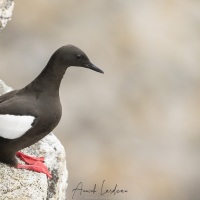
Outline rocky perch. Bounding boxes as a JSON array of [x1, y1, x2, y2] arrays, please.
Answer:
[[0, 0, 14, 31], [0, 80, 68, 200]]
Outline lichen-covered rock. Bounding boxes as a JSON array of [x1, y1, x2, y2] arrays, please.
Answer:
[[0, 79, 12, 94], [0, 80, 68, 200], [0, 0, 14, 31]]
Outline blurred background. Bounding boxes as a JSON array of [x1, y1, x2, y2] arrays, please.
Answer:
[[1, 0, 200, 199]]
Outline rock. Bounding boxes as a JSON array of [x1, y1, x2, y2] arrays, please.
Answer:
[[0, 80, 68, 200], [0, 0, 14, 31], [0, 80, 12, 94]]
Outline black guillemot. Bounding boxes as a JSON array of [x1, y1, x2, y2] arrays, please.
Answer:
[[0, 45, 103, 178]]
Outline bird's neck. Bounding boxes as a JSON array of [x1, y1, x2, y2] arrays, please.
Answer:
[[26, 56, 68, 95]]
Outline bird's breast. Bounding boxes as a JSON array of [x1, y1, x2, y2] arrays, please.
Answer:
[[36, 98, 62, 132]]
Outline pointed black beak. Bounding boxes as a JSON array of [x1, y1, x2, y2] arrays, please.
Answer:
[[84, 62, 104, 74]]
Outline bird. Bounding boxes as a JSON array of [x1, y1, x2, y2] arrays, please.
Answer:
[[0, 44, 103, 178]]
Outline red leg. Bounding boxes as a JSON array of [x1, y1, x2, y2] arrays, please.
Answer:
[[16, 151, 44, 165], [17, 162, 52, 178]]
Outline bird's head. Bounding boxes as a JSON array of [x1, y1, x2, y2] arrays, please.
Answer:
[[52, 44, 104, 74]]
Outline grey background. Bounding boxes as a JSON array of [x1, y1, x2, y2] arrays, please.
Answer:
[[1, 0, 200, 199]]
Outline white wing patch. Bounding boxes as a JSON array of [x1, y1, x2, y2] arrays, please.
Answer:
[[0, 114, 35, 139]]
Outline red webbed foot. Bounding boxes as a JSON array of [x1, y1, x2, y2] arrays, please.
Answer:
[[17, 162, 52, 178], [16, 151, 44, 165], [16, 152, 52, 178]]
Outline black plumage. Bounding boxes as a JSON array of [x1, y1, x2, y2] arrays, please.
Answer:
[[0, 45, 103, 177]]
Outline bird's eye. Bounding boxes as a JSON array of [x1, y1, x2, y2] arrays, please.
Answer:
[[77, 54, 82, 59]]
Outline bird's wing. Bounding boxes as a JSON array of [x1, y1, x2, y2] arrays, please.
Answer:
[[0, 90, 17, 104], [0, 114, 35, 139], [0, 90, 36, 139]]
